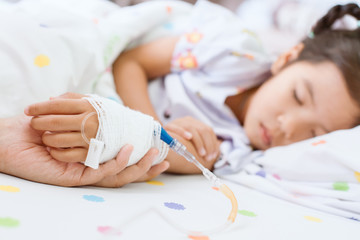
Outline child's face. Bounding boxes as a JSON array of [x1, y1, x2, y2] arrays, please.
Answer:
[[244, 61, 359, 150]]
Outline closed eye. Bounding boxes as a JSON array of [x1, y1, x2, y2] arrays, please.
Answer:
[[293, 89, 302, 105]]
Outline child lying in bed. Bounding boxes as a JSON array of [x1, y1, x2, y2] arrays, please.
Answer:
[[25, 2, 360, 176]]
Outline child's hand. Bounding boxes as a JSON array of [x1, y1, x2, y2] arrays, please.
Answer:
[[24, 92, 98, 163], [164, 116, 220, 162]]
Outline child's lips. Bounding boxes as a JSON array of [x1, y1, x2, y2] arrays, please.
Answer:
[[260, 123, 272, 147]]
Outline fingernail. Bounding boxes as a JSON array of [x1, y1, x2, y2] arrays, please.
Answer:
[[24, 106, 29, 115], [163, 161, 170, 170], [206, 153, 217, 162], [199, 148, 206, 156], [184, 131, 192, 139], [152, 149, 159, 162], [123, 144, 133, 152]]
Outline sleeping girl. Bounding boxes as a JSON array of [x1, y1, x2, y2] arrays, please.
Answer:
[[25, 2, 360, 178]]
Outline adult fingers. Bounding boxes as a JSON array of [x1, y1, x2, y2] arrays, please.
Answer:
[[25, 99, 90, 116], [42, 132, 88, 148], [94, 148, 159, 188], [50, 147, 88, 163], [77, 145, 133, 186], [135, 160, 169, 182]]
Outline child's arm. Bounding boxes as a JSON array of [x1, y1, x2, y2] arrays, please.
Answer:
[[112, 36, 179, 122], [112, 37, 223, 172]]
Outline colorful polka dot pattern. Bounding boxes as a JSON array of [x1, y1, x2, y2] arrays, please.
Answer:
[[34, 54, 50, 67], [355, 172, 360, 182], [83, 195, 105, 202], [0, 185, 20, 192], [255, 170, 266, 178], [146, 180, 165, 186], [163, 22, 174, 30], [272, 174, 281, 180], [164, 202, 185, 210], [332, 182, 349, 191], [238, 210, 257, 217], [186, 31, 203, 43], [311, 140, 326, 146], [97, 226, 122, 236], [304, 216, 322, 223], [3, 1, 358, 237], [173, 51, 198, 70], [166, 6, 172, 13], [188, 235, 210, 240], [0, 217, 20, 227]]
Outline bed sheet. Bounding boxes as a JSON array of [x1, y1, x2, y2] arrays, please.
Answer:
[[0, 173, 358, 240]]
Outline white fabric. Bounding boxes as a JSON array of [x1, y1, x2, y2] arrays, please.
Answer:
[[148, 0, 272, 176], [83, 95, 169, 169], [1, 0, 360, 221], [236, 0, 359, 56], [2, 173, 359, 239], [0, 0, 192, 117], [222, 127, 360, 220]]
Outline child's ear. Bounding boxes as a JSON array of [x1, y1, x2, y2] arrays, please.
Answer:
[[271, 43, 304, 74]]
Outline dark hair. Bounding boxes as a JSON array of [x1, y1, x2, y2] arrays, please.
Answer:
[[291, 3, 360, 117]]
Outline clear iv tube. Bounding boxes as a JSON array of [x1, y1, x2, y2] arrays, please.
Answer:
[[160, 127, 238, 223], [168, 137, 222, 187]]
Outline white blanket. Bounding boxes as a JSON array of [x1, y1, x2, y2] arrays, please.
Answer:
[[0, 0, 192, 117]]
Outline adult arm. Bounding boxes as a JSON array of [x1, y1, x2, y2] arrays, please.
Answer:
[[0, 115, 168, 187]]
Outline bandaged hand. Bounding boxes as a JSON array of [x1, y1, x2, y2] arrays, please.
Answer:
[[25, 92, 169, 170], [164, 116, 220, 162]]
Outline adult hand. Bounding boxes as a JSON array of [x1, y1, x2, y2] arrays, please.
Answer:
[[0, 115, 169, 187]]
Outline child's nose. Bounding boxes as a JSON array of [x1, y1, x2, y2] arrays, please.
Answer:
[[277, 115, 292, 139]]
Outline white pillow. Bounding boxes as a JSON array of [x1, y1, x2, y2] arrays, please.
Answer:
[[224, 126, 360, 220]]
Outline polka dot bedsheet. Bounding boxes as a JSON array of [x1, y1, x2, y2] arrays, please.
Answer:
[[1, 173, 358, 239]]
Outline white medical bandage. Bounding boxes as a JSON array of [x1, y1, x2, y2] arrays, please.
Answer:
[[83, 95, 169, 169]]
